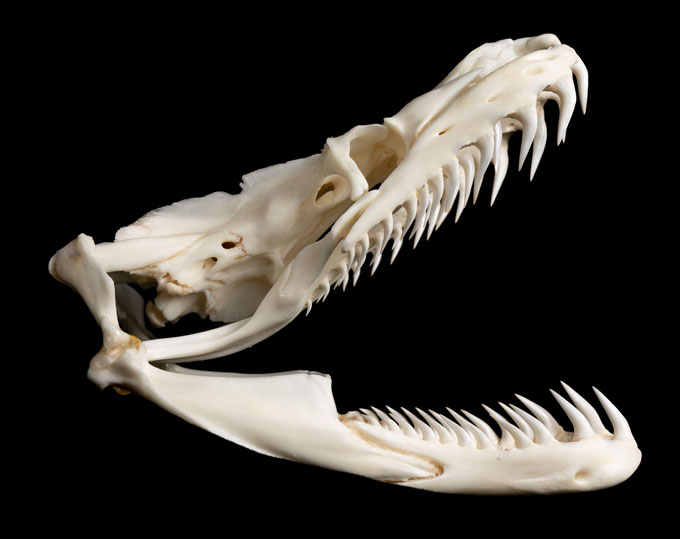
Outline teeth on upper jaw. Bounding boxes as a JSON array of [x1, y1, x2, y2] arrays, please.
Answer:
[[410, 184, 431, 247], [346, 385, 634, 449], [426, 170, 444, 240], [316, 72, 585, 304], [550, 76, 577, 145], [472, 133, 493, 205]]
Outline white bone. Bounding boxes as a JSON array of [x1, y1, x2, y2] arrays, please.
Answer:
[[49, 34, 641, 494]]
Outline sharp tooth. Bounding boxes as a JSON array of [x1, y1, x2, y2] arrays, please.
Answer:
[[410, 184, 430, 247], [359, 408, 381, 427], [390, 238, 404, 264], [371, 406, 402, 433], [426, 170, 444, 239], [439, 158, 461, 228], [592, 387, 635, 442], [356, 234, 369, 270], [439, 412, 475, 447], [492, 120, 502, 166], [401, 407, 437, 441], [530, 105, 548, 181], [560, 382, 609, 435], [551, 76, 577, 145], [482, 404, 533, 449], [447, 408, 493, 449], [341, 266, 350, 291], [428, 410, 459, 444], [459, 149, 475, 208], [461, 409, 499, 446], [490, 133, 510, 206], [352, 267, 361, 287], [370, 254, 382, 276], [473, 134, 493, 204], [385, 406, 419, 438], [402, 193, 418, 242], [333, 261, 348, 290], [381, 215, 394, 255], [417, 408, 453, 443], [424, 409, 456, 443], [482, 405, 516, 449], [305, 300, 312, 316], [550, 389, 596, 440], [509, 404, 556, 445], [539, 90, 560, 107], [370, 227, 385, 276], [321, 279, 331, 301], [571, 57, 589, 114], [499, 402, 534, 439], [346, 246, 356, 270], [515, 393, 564, 436], [514, 106, 538, 172]]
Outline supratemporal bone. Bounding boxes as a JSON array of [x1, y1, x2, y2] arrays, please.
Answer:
[[49, 33, 641, 494]]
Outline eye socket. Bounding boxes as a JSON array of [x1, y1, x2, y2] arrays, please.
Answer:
[[221, 241, 237, 249]]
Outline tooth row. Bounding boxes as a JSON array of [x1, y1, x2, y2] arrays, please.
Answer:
[[323, 67, 586, 303], [345, 383, 634, 449]]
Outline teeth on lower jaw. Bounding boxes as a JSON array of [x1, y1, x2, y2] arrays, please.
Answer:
[[346, 385, 634, 449], [448, 408, 495, 449], [386, 406, 419, 438], [462, 409, 499, 446]]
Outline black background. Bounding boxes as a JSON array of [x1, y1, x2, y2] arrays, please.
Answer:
[[33, 7, 665, 533]]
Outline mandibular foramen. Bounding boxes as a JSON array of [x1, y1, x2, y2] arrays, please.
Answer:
[[49, 33, 640, 494]]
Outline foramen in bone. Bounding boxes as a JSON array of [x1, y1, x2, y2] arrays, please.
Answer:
[[50, 33, 640, 494]]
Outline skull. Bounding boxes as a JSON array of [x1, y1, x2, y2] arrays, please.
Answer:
[[48, 34, 641, 494]]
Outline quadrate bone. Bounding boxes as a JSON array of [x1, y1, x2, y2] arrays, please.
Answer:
[[49, 33, 641, 494]]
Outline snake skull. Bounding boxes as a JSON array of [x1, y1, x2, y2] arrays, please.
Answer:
[[49, 33, 641, 494]]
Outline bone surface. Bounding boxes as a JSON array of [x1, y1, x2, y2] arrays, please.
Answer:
[[49, 33, 640, 494]]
